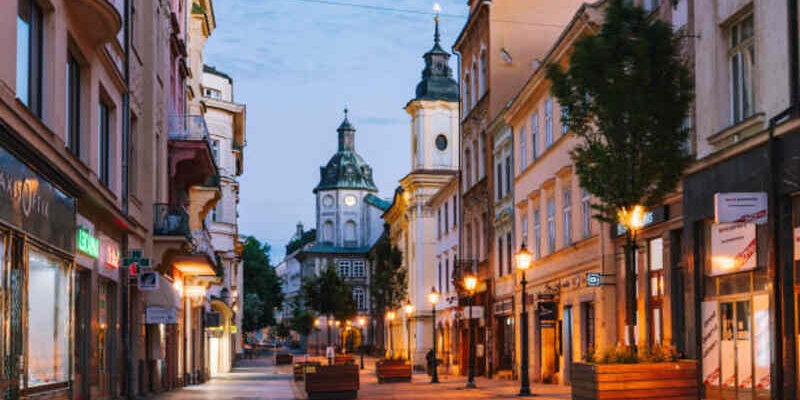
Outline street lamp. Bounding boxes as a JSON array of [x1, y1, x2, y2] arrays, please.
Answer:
[[464, 273, 478, 389], [428, 287, 441, 384], [515, 243, 534, 396], [403, 302, 415, 362], [386, 310, 397, 358], [358, 316, 367, 369], [619, 205, 645, 351]]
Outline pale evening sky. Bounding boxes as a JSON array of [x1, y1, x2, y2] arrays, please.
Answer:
[[203, 0, 467, 262]]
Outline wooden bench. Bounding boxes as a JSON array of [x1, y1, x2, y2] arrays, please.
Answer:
[[376, 360, 412, 383], [293, 361, 321, 381], [274, 353, 293, 365], [304, 364, 359, 399]]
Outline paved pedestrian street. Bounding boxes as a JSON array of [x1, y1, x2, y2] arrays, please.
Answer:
[[149, 356, 570, 400]]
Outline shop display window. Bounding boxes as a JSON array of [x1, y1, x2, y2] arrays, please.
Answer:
[[27, 249, 70, 387]]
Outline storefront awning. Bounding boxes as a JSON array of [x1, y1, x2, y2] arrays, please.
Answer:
[[173, 254, 217, 276]]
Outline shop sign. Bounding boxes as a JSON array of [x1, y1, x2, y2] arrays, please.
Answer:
[[102, 241, 120, 269], [138, 268, 159, 291], [230, 325, 238, 334], [701, 301, 720, 386], [146, 307, 178, 324], [709, 223, 757, 276], [0, 145, 76, 252], [714, 192, 767, 225], [76, 228, 99, 258], [538, 301, 557, 322]]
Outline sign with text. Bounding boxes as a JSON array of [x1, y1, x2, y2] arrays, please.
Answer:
[[709, 223, 757, 276], [76, 228, 99, 258], [714, 192, 767, 225], [146, 307, 178, 324], [702, 301, 720, 386], [0, 144, 75, 252]]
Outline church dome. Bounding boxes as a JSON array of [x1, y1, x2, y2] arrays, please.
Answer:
[[414, 17, 459, 102], [313, 110, 378, 194]]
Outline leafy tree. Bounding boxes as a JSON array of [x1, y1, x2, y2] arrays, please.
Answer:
[[242, 292, 264, 333], [289, 297, 315, 338], [302, 262, 357, 343], [242, 236, 284, 329], [273, 322, 291, 342], [547, 0, 692, 346], [368, 233, 406, 351]]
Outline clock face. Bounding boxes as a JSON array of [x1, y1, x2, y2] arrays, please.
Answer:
[[435, 134, 448, 151], [322, 195, 334, 207], [344, 195, 357, 207]]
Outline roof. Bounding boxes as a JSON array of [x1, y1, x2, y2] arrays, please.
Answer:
[[364, 194, 391, 211], [304, 243, 371, 255], [203, 64, 233, 83], [314, 111, 378, 193], [415, 18, 459, 102]]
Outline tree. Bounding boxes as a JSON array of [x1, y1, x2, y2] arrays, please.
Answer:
[[242, 292, 264, 333], [302, 262, 357, 344], [242, 236, 284, 329], [547, 0, 693, 347], [368, 233, 406, 351], [289, 298, 315, 349]]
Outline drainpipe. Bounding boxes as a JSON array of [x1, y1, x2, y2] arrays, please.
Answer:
[[452, 44, 464, 376], [121, 0, 134, 398]]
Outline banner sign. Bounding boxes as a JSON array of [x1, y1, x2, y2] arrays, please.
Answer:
[[146, 307, 178, 324], [753, 295, 771, 390], [709, 223, 757, 276], [714, 192, 767, 225], [701, 301, 720, 387], [0, 145, 75, 252]]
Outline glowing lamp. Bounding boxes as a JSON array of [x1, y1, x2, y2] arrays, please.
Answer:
[[619, 205, 646, 232], [386, 311, 396, 321], [515, 243, 533, 271], [403, 302, 415, 315], [428, 287, 440, 305], [464, 274, 478, 293]]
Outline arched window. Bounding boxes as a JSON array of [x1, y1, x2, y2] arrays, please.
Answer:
[[479, 49, 487, 96], [344, 220, 357, 246], [471, 61, 478, 107], [353, 287, 366, 311], [323, 220, 334, 244], [464, 147, 472, 189], [464, 72, 472, 111]]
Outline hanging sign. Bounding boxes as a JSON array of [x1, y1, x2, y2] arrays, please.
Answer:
[[102, 241, 120, 269], [709, 223, 757, 276], [714, 192, 767, 225], [146, 307, 178, 324], [76, 228, 99, 258], [138, 269, 159, 291], [586, 272, 601, 287]]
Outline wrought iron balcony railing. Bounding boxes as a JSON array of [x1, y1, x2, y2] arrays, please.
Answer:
[[153, 203, 190, 237], [168, 115, 212, 147]]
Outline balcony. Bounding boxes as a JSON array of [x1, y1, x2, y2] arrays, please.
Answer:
[[65, 0, 123, 45], [153, 203, 190, 237], [168, 115, 218, 202]]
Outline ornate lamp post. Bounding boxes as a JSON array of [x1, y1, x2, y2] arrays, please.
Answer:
[[619, 205, 645, 351], [428, 287, 441, 384], [463, 273, 478, 389], [386, 310, 397, 358], [403, 302, 415, 362], [358, 316, 367, 369], [515, 243, 534, 396]]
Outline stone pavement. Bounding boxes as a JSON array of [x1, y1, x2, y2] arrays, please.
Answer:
[[148, 355, 571, 400]]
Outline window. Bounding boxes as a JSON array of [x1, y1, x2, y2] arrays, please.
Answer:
[[547, 197, 556, 253], [212, 139, 220, 163], [344, 220, 357, 246], [203, 87, 222, 100], [563, 187, 572, 245], [729, 15, 755, 124], [531, 114, 539, 159], [353, 261, 366, 278], [463, 73, 471, 112], [498, 236, 504, 277], [444, 201, 449, 234], [521, 213, 528, 242], [583, 301, 596, 355], [438, 261, 443, 291], [17, 0, 44, 117], [533, 209, 541, 259], [353, 287, 366, 310], [66, 53, 81, 156], [471, 62, 478, 106], [581, 189, 591, 239], [98, 101, 111, 186], [452, 195, 457, 228], [438, 208, 442, 238], [545, 99, 553, 147], [648, 238, 664, 344], [520, 126, 527, 171], [505, 156, 512, 195], [478, 137, 484, 178], [561, 106, 569, 134], [479, 50, 487, 96], [338, 260, 352, 277], [446, 257, 450, 292], [496, 163, 503, 200], [27, 250, 70, 387], [643, 0, 660, 12], [211, 204, 221, 222], [671, 0, 688, 30], [464, 148, 472, 188], [506, 232, 513, 275], [323, 221, 334, 243]]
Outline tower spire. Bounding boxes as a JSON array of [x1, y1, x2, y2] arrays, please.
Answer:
[[433, 3, 442, 46], [337, 107, 355, 152]]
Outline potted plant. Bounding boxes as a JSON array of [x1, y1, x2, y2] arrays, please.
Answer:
[[376, 355, 412, 383], [571, 344, 697, 400]]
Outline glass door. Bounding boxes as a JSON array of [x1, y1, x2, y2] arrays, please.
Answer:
[[720, 300, 753, 394]]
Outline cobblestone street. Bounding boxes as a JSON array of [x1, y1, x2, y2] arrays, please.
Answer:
[[148, 356, 571, 400]]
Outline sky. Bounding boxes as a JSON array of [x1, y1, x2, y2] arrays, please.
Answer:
[[203, 0, 468, 262]]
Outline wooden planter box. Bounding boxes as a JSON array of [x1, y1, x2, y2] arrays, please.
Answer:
[[293, 361, 322, 381], [334, 354, 355, 365], [304, 364, 360, 399], [376, 360, 412, 383], [571, 360, 698, 400], [274, 353, 293, 365]]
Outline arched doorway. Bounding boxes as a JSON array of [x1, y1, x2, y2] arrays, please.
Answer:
[[209, 300, 232, 376], [341, 326, 362, 353]]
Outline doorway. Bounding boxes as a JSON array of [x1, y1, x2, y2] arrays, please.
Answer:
[[74, 269, 91, 400], [562, 306, 573, 384]]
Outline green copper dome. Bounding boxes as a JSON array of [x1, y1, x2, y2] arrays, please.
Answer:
[[313, 109, 378, 194]]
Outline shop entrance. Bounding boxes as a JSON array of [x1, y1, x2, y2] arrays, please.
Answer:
[[562, 307, 573, 385], [74, 269, 91, 400], [496, 315, 513, 371]]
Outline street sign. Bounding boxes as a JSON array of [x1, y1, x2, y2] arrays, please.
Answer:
[[146, 307, 177, 324], [714, 192, 767, 224], [137, 269, 159, 291]]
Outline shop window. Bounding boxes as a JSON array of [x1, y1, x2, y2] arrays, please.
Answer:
[[17, 0, 44, 117], [27, 249, 70, 387], [648, 238, 664, 345]]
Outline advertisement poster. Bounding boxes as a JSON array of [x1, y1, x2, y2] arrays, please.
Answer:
[[714, 192, 767, 224], [702, 301, 720, 387], [753, 294, 771, 391], [710, 223, 757, 276]]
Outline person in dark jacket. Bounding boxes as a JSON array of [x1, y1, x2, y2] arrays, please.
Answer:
[[425, 349, 436, 376]]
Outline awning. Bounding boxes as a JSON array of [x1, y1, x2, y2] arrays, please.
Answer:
[[173, 254, 217, 276]]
